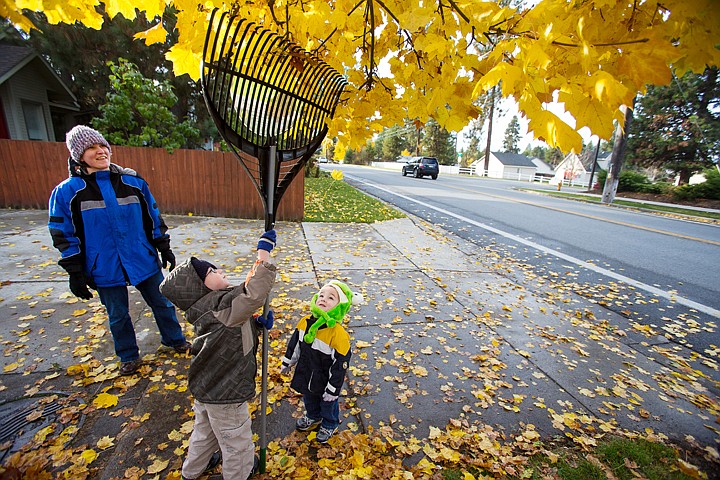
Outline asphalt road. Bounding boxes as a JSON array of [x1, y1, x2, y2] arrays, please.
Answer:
[[327, 164, 720, 358]]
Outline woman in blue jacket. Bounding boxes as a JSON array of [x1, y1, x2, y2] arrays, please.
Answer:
[[48, 125, 189, 375]]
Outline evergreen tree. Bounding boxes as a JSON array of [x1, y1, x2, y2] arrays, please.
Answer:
[[626, 68, 719, 184], [381, 125, 409, 162], [523, 145, 547, 159], [545, 147, 564, 166], [462, 118, 484, 167], [503, 116, 521, 153], [421, 118, 456, 165]]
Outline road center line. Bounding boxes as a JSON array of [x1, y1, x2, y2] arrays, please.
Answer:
[[349, 175, 720, 318], [452, 185, 720, 247]]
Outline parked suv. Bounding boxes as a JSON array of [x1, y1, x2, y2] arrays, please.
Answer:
[[401, 156, 439, 179]]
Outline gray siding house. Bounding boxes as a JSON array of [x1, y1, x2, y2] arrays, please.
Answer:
[[0, 44, 79, 141]]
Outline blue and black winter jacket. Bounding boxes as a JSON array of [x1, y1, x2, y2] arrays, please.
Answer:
[[48, 163, 170, 287]]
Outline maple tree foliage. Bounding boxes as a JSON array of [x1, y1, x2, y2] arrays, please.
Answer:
[[4, 0, 719, 154]]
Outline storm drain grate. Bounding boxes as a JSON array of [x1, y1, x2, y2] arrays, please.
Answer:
[[0, 397, 64, 443], [0, 392, 80, 463]]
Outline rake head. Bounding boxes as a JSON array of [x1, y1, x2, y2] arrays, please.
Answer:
[[201, 9, 347, 228]]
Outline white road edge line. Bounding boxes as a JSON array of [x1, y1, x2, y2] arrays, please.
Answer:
[[350, 175, 720, 319]]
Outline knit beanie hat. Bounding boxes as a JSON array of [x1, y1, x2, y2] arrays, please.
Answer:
[[190, 257, 216, 282], [305, 280, 363, 343], [66, 125, 112, 161]]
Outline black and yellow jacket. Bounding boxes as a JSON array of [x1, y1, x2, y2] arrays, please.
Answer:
[[282, 315, 351, 398]]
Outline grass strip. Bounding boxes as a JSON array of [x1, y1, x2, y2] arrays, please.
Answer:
[[304, 175, 405, 223], [440, 436, 699, 480]]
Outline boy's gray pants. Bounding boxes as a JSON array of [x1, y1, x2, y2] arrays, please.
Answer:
[[182, 400, 254, 479]]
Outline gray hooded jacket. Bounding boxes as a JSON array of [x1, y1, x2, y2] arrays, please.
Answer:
[[160, 256, 276, 404]]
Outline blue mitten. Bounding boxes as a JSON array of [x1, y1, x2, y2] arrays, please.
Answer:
[[255, 310, 274, 330], [257, 229, 276, 252]]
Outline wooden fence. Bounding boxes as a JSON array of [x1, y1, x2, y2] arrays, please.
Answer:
[[0, 139, 303, 220]]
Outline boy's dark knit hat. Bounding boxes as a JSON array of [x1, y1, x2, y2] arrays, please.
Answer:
[[190, 257, 216, 281], [66, 125, 112, 161]]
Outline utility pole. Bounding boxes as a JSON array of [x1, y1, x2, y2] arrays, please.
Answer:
[[601, 99, 635, 204], [587, 139, 601, 192], [482, 85, 497, 176]]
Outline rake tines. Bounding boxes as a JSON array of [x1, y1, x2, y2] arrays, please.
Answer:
[[202, 9, 347, 226]]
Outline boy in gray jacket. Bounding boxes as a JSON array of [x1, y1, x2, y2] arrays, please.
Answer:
[[160, 230, 277, 480]]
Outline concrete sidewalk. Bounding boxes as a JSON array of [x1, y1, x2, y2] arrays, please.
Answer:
[[0, 209, 718, 477]]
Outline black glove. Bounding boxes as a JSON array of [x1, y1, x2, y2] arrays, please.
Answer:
[[159, 248, 176, 271], [69, 272, 92, 300]]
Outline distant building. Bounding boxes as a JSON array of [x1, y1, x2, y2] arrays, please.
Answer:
[[471, 151, 537, 179], [0, 44, 79, 141], [530, 157, 554, 178], [553, 151, 609, 186]]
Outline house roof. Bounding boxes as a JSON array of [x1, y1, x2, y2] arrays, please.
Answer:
[[491, 151, 537, 167], [0, 44, 77, 108], [531, 157, 554, 173], [0, 45, 35, 84], [596, 153, 611, 170]]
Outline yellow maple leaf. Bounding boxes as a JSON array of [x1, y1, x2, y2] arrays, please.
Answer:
[[526, 109, 583, 153], [135, 22, 167, 45], [412, 366, 428, 377], [166, 45, 202, 80], [78, 448, 97, 465], [147, 458, 169, 474], [3, 362, 20, 373], [93, 392, 118, 409], [34, 425, 54, 443], [473, 63, 524, 99], [97, 435, 115, 450]]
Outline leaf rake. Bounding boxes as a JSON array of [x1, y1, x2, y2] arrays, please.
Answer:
[[201, 8, 347, 473]]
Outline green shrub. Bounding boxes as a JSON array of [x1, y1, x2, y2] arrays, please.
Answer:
[[672, 183, 699, 201], [637, 182, 671, 194], [617, 170, 651, 192], [671, 167, 720, 201], [694, 167, 720, 200], [598, 170, 674, 194]]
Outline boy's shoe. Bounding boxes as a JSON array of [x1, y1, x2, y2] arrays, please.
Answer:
[[316, 425, 338, 444], [173, 341, 192, 354], [246, 454, 259, 479], [180, 450, 222, 480], [119, 359, 142, 376], [205, 450, 222, 471], [296, 415, 322, 431]]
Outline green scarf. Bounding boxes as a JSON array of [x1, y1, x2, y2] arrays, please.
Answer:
[[304, 293, 348, 343]]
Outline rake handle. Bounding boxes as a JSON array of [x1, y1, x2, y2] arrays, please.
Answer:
[[259, 144, 277, 474], [259, 296, 270, 473]]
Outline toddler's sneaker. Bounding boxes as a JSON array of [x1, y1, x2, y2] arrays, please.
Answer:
[[296, 415, 322, 431], [316, 425, 338, 443]]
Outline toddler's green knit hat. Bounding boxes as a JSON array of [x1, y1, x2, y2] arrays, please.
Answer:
[[304, 280, 363, 343]]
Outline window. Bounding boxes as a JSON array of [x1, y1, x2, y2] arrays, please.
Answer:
[[22, 101, 47, 140]]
